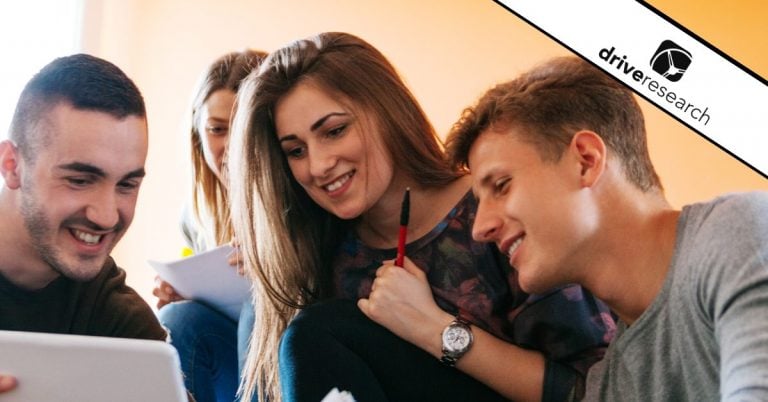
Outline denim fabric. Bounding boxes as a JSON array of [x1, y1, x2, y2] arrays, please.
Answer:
[[237, 299, 255, 374], [159, 300, 239, 402], [236, 300, 259, 402]]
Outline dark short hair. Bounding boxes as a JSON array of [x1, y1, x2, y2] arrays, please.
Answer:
[[9, 53, 146, 160], [447, 56, 661, 192]]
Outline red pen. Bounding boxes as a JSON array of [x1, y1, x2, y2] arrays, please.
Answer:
[[396, 188, 410, 267]]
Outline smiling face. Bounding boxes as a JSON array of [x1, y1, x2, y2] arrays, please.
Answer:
[[197, 89, 236, 182], [469, 127, 598, 293], [16, 102, 148, 282], [274, 81, 393, 220]]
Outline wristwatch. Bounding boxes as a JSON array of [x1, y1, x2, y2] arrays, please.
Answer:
[[440, 316, 473, 367]]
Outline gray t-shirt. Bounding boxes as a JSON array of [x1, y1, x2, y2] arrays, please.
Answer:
[[584, 192, 768, 401]]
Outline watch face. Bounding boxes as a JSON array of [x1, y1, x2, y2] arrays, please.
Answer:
[[442, 325, 471, 353]]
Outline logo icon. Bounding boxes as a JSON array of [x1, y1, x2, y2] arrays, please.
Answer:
[[650, 40, 692, 82]]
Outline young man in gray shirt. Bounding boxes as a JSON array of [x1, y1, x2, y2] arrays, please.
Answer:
[[446, 56, 768, 401]]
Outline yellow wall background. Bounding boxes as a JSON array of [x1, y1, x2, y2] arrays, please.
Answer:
[[80, 0, 767, 304]]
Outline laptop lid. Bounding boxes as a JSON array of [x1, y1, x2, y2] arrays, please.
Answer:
[[0, 330, 187, 402]]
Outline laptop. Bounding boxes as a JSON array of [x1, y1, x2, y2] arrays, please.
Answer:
[[0, 330, 187, 402]]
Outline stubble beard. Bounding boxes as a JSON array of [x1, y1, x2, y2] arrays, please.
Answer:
[[20, 186, 108, 282]]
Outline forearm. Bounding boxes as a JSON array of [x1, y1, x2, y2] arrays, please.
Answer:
[[411, 310, 545, 402], [457, 328, 545, 401], [358, 259, 590, 401]]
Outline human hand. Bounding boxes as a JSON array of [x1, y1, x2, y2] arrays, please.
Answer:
[[228, 239, 244, 276], [358, 257, 452, 349], [0, 374, 17, 393], [152, 275, 185, 309]]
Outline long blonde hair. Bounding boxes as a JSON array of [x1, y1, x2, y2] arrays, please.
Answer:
[[189, 49, 267, 248], [228, 32, 461, 402]]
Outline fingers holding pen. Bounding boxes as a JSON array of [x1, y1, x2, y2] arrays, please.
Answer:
[[359, 257, 445, 346], [374, 257, 426, 283], [398, 257, 427, 280], [372, 257, 432, 299], [361, 257, 436, 320], [374, 260, 395, 279], [361, 260, 402, 318]]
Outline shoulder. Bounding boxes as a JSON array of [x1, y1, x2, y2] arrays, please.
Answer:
[[676, 193, 768, 310], [91, 260, 141, 305], [92, 260, 167, 341], [89, 259, 127, 289], [681, 192, 768, 248], [686, 192, 768, 225], [97, 260, 147, 305]]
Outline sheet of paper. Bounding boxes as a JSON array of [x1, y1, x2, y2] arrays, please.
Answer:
[[321, 388, 356, 402], [149, 245, 250, 321]]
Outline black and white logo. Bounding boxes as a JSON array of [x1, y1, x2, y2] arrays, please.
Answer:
[[650, 40, 692, 82]]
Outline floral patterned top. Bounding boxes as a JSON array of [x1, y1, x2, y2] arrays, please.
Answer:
[[333, 192, 615, 401]]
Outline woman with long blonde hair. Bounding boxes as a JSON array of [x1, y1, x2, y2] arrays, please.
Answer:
[[154, 49, 266, 402], [229, 32, 613, 402]]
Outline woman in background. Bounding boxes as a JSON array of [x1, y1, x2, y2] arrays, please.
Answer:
[[229, 32, 613, 402], [153, 49, 267, 402]]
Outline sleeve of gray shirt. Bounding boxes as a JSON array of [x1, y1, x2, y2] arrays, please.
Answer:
[[698, 192, 768, 400]]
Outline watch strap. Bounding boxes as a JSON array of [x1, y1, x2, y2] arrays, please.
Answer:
[[440, 353, 460, 367]]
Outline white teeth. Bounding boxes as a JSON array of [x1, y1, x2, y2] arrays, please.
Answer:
[[74, 230, 101, 245], [324, 172, 352, 192], [506, 237, 523, 256]]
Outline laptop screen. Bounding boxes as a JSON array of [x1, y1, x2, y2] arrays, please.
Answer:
[[0, 330, 187, 402]]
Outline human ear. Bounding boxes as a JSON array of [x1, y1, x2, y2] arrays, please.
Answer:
[[0, 140, 22, 189], [569, 130, 606, 188]]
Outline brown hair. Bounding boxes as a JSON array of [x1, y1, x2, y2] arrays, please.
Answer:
[[228, 32, 461, 402], [189, 49, 267, 248], [10, 53, 146, 163], [447, 56, 661, 192]]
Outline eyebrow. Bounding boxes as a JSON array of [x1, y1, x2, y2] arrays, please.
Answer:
[[205, 117, 229, 123], [57, 162, 146, 181], [472, 170, 503, 203], [478, 172, 496, 189], [57, 162, 106, 177], [278, 112, 349, 144], [123, 168, 146, 180]]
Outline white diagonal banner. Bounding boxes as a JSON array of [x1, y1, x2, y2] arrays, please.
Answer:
[[496, 0, 768, 178]]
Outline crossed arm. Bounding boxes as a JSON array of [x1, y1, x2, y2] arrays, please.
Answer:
[[358, 257, 603, 401]]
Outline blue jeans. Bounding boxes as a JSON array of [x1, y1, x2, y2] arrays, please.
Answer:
[[159, 300, 255, 402]]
